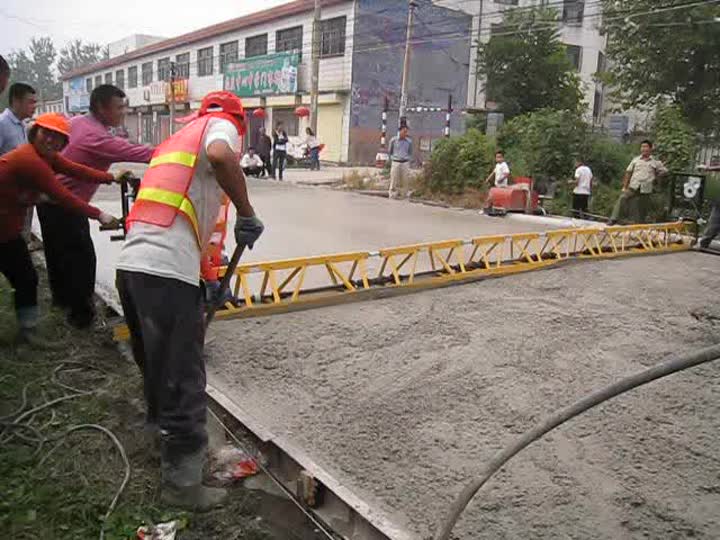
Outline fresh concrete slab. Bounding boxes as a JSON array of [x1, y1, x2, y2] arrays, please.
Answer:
[[206, 252, 720, 539]]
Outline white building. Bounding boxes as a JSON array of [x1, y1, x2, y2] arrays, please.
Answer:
[[61, 0, 474, 164], [35, 99, 65, 115], [62, 0, 355, 162], [436, 0, 608, 124]]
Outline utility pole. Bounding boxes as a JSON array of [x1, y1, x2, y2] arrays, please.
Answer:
[[471, 0, 483, 108], [398, 0, 417, 128], [169, 61, 177, 135], [310, 0, 322, 134]]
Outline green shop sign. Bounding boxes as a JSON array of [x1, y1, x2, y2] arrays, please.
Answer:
[[224, 51, 299, 97]]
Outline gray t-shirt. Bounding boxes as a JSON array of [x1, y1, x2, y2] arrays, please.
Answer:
[[389, 136, 413, 162], [117, 118, 240, 287]]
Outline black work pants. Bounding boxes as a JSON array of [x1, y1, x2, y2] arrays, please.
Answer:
[[260, 154, 272, 177], [273, 151, 286, 180], [242, 166, 262, 178], [116, 270, 208, 458], [0, 236, 39, 330], [37, 203, 96, 326], [572, 194, 589, 218]]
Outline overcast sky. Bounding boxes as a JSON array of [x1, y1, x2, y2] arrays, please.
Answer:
[[1, 0, 293, 57]]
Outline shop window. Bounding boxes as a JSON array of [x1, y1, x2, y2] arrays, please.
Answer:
[[245, 34, 268, 58], [219, 41, 239, 73], [198, 47, 214, 76], [272, 108, 299, 137], [128, 66, 138, 88], [142, 62, 153, 85], [320, 16, 346, 57], [276, 26, 303, 61]]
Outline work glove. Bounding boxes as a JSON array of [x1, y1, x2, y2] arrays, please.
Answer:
[[114, 170, 135, 184], [97, 211, 121, 230], [234, 214, 264, 250]]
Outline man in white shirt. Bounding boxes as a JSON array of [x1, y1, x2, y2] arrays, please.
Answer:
[[485, 150, 511, 187], [240, 146, 264, 177], [116, 92, 264, 512], [570, 158, 593, 218]]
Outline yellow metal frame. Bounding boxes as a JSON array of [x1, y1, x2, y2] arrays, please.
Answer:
[[113, 222, 692, 341]]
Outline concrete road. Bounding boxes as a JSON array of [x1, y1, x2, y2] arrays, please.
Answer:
[[34, 176, 559, 311], [207, 251, 720, 539]]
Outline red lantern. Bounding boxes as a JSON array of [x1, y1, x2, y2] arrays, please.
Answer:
[[252, 108, 266, 119], [294, 106, 310, 118]]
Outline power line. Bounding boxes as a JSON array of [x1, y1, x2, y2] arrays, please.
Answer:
[[66, 0, 720, 82]]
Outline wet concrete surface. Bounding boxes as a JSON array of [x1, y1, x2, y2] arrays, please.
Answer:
[[206, 252, 720, 539], [36, 178, 558, 311]]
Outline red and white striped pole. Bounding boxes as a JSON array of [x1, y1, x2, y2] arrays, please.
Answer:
[[381, 95, 389, 147], [376, 95, 390, 168], [444, 94, 452, 138]]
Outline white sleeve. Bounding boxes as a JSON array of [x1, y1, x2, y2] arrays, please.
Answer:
[[575, 167, 581, 179], [204, 119, 240, 152]]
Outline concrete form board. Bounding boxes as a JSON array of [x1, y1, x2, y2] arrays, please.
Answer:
[[206, 252, 720, 539]]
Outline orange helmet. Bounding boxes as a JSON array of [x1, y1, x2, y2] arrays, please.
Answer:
[[199, 91, 246, 135], [34, 113, 71, 137]]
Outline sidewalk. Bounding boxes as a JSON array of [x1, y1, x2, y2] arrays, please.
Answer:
[[266, 165, 378, 186], [110, 162, 379, 187]]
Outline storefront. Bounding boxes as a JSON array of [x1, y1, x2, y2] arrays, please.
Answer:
[[126, 78, 190, 145], [224, 51, 348, 163]]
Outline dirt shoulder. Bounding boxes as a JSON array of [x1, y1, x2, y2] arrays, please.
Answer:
[[208, 251, 720, 539], [0, 259, 277, 539]]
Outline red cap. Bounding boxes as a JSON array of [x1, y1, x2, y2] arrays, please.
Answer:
[[199, 91, 246, 136]]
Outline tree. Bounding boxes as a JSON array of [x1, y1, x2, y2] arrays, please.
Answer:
[[476, 7, 584, 119], [58, 39, 109, 76], [497, 108, 587, 183], [653, 105, 696, 172], [601, 0, 720, 134], [7, 37, 61, 101]]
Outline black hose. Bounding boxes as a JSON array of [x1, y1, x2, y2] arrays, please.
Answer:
[[433, 342, 720, 540]]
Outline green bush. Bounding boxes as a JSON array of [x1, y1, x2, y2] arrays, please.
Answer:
[[498, 109, 586, 183], [426, 130, 494, 194], [457, 129, 495, 190], [582, 135, 635, 185]]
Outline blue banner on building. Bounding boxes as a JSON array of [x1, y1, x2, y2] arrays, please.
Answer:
[[68, 77, 90, 113]]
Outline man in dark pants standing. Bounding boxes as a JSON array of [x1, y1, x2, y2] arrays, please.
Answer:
[[256, 127, 272, 178], [37, 85, 153, 328], [272, 122, 288, 181], [116, 91, 264, 511]]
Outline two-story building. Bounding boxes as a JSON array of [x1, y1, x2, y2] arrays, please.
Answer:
[[62, 0, 473, 164]]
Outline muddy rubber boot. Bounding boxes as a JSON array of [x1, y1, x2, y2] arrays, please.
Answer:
[[161, 448, 227, 512]]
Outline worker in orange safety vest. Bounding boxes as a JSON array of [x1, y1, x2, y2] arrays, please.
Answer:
[[115, 91, 264, 511]]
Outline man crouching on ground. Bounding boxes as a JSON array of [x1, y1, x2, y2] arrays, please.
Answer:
[[115, 91, 264, 511]]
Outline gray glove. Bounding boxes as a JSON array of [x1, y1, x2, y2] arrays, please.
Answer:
[[234, 215, 264, 250]]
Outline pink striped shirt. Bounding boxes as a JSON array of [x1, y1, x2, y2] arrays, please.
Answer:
[[58, 114, 154, 202]]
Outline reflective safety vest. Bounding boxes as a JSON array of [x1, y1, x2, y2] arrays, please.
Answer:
[[126, 114, 214, 246]]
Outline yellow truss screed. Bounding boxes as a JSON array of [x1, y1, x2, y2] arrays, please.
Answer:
[[113, 222, 692, 342]]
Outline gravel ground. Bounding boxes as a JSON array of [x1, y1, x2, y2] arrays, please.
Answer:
[[207, 251, 720, 539]]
